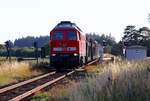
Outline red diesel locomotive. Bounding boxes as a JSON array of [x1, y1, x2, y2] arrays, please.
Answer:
[[50, 21, 100, 69]]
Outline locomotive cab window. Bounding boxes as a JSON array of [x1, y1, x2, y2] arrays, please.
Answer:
[[52, 32, 63, 40], [66, 32, 77, 40]]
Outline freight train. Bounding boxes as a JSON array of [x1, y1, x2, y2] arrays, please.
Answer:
[[50, 21, 101, 70]]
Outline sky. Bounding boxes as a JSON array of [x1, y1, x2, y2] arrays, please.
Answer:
[[0, 0, 150, 44]]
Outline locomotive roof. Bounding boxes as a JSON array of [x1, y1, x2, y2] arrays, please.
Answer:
[[54, 21, 82, 32]]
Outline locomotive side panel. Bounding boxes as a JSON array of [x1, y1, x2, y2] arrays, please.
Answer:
[[86, 41, 91, 62], [78, 31, 86, 64], [86, 40, 100, 63]]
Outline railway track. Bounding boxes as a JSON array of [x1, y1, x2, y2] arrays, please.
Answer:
[[0, 58, 99, 101]]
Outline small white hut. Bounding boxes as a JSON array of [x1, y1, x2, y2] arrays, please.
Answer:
[[125, 45, 147, 60]]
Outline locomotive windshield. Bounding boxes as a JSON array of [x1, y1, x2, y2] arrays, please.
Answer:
[[66, 32, 76, 40], [52, 32, 63, 40]]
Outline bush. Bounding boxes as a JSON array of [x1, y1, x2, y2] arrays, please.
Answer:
[[0, 47, 35, 57]]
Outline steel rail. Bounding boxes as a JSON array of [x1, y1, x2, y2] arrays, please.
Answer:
[[87, 58, 99, 65], [0, 71, 56, 94], [9, 71, 75, 101]]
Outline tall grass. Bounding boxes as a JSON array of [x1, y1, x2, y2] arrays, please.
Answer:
[[31, 79, 73, 101], [32, 59, 150, 101], [0, 62, 41, 86], [68, 60, 150, 101]]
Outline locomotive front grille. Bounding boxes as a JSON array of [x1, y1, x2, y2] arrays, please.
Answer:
[[50, 53, 80, 68]]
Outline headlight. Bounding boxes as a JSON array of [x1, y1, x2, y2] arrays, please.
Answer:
[[52, 54, 56, 56], [73, 53, 78, 56]]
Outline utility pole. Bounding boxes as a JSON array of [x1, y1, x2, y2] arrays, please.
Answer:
[[5, 40, 11, 62], [33, 41, 38, 64], [102, 40, 107, 53], [90, 39, 93, 60], [41, 47, 46, 62]]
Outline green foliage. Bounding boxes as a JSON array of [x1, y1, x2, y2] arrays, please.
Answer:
[[0, 44, 4, 49], [122, 25, 150, 46], [44, 43, 50, 55], [111, 42, 123, 56], [122, 25, 150, 56], [86, 33, 116, 46], [31, 93, 49, 101], [0, 45, 5, 56], [0, 46, 50, 58], [14, 47, 35, 57], [0, 49, 6, 56], [86, 33, 121, 55], [14, 36, 49, 47], [104, 45, 112, 53], [0, 47, 35, 57]]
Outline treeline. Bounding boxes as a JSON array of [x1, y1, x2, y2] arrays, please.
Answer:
[[0, 46, 50, 58], [0, 36, 50, 57], [0, 47, 35, 57], [86, 33, 122, 55], [14, 36, 50, 47]]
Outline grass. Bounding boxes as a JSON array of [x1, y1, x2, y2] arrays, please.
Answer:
[[0, 56, 50, 86], [32, 59, 150, 101], [68, 60, 150, 101], [31, 78, 74, 101], [0, 57, 17, 65], [0, 61, 42, 86], [31, 92, 50, 101]]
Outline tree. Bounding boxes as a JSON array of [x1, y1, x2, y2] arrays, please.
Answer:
[[14, 47, 35, 57], [86, 33, 119, 55], [44, 43, 50, 56], [122, 25, 135, 42], [139, 27, 150, 56], [111, 41, 123, 56], [122, 25, 150, 56], [0, 44, 4, 49], [139, 27, 150, 39], [86, 33, 116, 46], [122, 25, 147, 46]]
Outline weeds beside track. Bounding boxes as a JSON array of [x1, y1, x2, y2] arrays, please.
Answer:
[[0, 58, 99, 101]]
